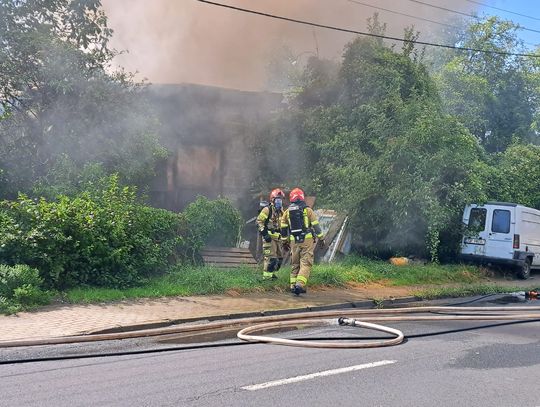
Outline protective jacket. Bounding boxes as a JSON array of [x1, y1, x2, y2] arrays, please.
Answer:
[[257, 204, 282, 240], [280, 202, 323, 243]]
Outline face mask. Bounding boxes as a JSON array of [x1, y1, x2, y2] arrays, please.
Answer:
[[274, 198, 283, 209]]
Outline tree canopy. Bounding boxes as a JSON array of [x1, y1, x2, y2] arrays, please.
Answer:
[[254, 16, 540, 261], [436, 17, 540, 152], [0, 0, 165, 197]]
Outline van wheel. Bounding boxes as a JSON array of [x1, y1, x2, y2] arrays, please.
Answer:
[[517, 259, 531, 280]]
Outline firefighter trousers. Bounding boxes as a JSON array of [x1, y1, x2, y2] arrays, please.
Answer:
[[262, 238, 284, 278], [290, 238, 315, 288]]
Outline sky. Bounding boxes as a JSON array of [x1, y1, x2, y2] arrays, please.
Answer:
[[476, 0, 540, 47], [102, 0, 540, 91]]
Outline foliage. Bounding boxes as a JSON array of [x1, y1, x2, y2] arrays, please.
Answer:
[[415, 284, 522, 300], [31, 156, 107, 200], [61, 257, 485, 305], [0, 0, 166, 197], [435, 17, 540, 152], [0, 175, 190, 289], [65, 265, 263, 303], [0, 264, 51, 314], [183, 196, 243, 249], [285, 36, 487, 260], [490, 143, 540, 208], [254, 15, 540, 261]]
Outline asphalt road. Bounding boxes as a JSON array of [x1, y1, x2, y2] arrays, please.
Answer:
[[2, 302, 540, 407]]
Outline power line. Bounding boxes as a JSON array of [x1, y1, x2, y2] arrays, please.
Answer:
[[346, 0, 538, 48], [346, 0, 461, 30], [464, 0, 540, 22], [407, 0, 476, 19], [407, 0, 540, 35], [196, 0, 540, 58]]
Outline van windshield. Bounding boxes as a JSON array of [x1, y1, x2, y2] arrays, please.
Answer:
[[468, 208, 486, 231], [492, 209, 511, 233]]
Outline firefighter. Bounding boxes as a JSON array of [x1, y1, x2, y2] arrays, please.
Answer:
[[280, 187, 324, 295], [256, 188, 286, 280]]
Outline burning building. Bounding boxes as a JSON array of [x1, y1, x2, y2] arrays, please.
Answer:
[[146, 83, 283, 213]]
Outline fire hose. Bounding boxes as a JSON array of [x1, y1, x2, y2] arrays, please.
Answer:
[[2, 305, 540, 349], [2, 303, 540, 364], [236, 305, 540, 349]]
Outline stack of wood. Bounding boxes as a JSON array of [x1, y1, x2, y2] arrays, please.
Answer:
[[201, 246, 258, 269]]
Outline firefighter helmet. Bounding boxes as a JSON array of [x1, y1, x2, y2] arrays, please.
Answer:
[[270, 188, 285, 201], [289, 188, 305, 203]]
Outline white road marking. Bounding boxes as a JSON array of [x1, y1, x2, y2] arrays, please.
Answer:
[[241, 360, 397, 391]]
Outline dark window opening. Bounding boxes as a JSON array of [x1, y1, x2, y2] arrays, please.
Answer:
[[492, 209, 511, 234], [468, 208, 487, 231]]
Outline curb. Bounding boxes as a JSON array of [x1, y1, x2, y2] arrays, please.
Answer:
[[89, 295, 422, 335], [0, 292, 522, 348]]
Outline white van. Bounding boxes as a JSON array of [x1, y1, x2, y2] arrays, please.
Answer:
[[460, 202, 540, 279]]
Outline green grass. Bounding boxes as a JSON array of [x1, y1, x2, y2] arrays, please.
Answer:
[[62, 257, 489, 304], [64, 265, 259, 303], [414, 284, 526, 300], [348, 257, 484, 286]]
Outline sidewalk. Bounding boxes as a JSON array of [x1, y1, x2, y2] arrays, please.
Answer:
[[0, 279, 538, 343], [0, 285, 413, 343]]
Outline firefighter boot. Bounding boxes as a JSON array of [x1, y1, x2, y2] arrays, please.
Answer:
[[293, 284, 307, 296]]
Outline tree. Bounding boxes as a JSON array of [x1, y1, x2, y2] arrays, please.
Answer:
[[491, 143, 540, 208], [435, 17, 540, 152], [0, 0, 165, 197], [266, 34, 488, 261]]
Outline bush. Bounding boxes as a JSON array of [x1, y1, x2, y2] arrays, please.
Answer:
[[0, 175, 191, 289], [0, 264, 51, 313], [183, 196, 242, 248]]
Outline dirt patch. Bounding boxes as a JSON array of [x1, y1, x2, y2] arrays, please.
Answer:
[[320, 281, 417, 299], [225, 289, 241, 297]]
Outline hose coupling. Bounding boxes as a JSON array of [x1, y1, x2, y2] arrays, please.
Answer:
[[338, 317, 356, 326]]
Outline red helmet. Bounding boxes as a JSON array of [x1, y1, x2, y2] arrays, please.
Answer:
[[289, 187, 305, 202], [270, 188, 285, 200]]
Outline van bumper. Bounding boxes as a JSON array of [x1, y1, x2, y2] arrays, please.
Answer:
[[459, 253, 524, 268]]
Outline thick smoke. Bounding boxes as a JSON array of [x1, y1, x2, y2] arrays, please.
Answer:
[[102, 0, 479, 90]]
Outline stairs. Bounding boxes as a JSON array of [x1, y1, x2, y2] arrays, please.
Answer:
[[201, 246, 258, 269]]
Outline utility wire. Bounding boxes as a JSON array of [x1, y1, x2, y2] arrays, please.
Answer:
[[407, 0, 540, 35], [464, 0, 540, 22], [407, 0, 478, 19], [346, 0, 460, 30], [346, 0, 538, 49], [196, 0, 540, 58]]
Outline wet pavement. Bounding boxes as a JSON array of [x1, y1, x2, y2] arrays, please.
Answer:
[[0, 287, 395, 343], [0, 279, 539, 344]]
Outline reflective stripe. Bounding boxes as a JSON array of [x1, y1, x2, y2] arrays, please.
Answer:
[[263, 272, 274, 277], [290, 277, 297, 284], [289, 233, 314, 241], [312, 220, 319, 225], [269, 232, 280, 238], [258, 212, 268, 220], [297, 275, 308, 284], [303, 209, 309, 229]]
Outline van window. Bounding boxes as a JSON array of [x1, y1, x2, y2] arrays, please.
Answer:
[[468, 208, 487, 231], [492, 209, 511, 233]]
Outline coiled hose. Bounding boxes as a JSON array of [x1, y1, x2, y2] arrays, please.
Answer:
[[237, 305, 540, 348]]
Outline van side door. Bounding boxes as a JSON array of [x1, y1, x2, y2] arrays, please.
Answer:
[[462, 206, 488, 256], [485, 205, 515, 260]]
